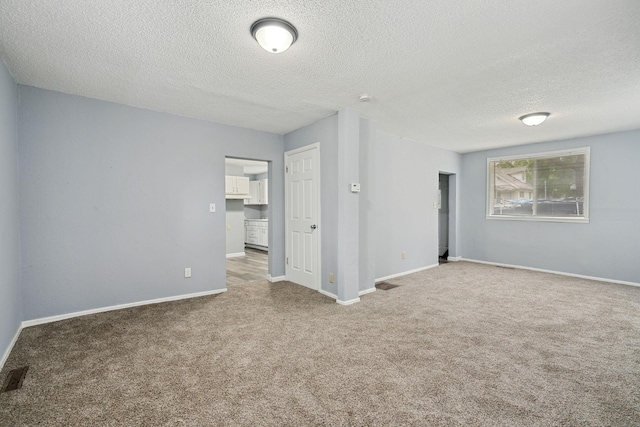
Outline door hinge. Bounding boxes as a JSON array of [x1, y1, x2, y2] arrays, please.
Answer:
[[286, 257, 289, 265], [285, 166, 289, 173]]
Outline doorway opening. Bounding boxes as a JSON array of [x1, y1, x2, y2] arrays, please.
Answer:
[[438, 173, 450, 264], [225, 157, 270, 286]]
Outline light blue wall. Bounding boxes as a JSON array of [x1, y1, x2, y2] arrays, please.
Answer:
[[224, 165, 247, 255], [18, 86, 284, 320], [460, 130, 640, 284], [0, 58, 21, 365], [284, 114, 339, 296], [337, 109, 360, 302], [359, 118, 376, 292], [225, 200, 245, 255], [372, 131, 461, 279], [284, 112, 463, 293]]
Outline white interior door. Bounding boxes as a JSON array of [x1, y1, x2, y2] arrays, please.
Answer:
[[285, 144, 320, 290]]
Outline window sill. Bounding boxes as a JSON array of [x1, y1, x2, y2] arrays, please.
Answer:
[[486, 215, 589, 224]]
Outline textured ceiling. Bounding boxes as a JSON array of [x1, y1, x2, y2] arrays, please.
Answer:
[[1, 0, 639, 152]]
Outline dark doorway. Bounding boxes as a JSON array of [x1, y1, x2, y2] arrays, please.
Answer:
[[438, 174, 450, 264]]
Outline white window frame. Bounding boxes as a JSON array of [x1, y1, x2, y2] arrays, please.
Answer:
[[486, 147, 590, 223]]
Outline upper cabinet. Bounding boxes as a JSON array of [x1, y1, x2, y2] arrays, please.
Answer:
[[245, 178, 268, 205], [225, 175, 250, 199], [246, 180, 259, 205], [258, 178, 268, 205]]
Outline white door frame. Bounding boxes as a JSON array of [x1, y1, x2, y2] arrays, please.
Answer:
[[284, 143, 321, 291]]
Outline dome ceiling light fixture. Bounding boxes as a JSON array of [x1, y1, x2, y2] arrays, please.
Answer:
[[519, 112, 550, 126], [250, 18, 298, 53]]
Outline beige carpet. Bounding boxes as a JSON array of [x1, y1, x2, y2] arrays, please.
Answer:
[[1, 262, 639, 426]]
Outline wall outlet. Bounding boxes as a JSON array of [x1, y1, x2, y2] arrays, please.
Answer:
[[329, 273, 334, 283], [402, 251, 407, 260], [184, 267, 191, 278]]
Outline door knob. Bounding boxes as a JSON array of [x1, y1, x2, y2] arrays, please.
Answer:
[[310, 224, 317, 230]]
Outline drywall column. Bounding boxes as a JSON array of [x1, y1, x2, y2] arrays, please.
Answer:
[[359, 118, 376, 293], [336, 109, 360, 304], [0, 58, 22, 368]]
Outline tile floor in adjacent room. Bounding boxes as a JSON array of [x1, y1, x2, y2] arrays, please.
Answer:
[[226, 247, 268, 286]]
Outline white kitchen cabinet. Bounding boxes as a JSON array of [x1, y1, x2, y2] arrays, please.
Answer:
[[226, 175, 250, 199], [246, 179, 268, 205], [258, 179, 268, 205], [246, 224, 258, 244], [258, 222, 268, 246], [245, 180, 260, 205], [244, 219, 268, 249]]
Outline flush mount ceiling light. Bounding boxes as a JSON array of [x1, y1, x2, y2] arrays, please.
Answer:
[[519, 112, 550, 126], [251, 18, 298, 53]]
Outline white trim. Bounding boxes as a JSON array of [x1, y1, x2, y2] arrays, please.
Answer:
[[318, 288, 338, 300], [485, 214, 589, 224], [268, 275, 286, 282], [0, 325, 23, 371], [447, 256, 462, 262], [226, 252, 245, 258], [359, 287, 376, 296], [284, 142, 322, 291], [284, 142, 321, 157], [319, 288, 360, 305], [463, 258, 640, 288], [21, 288, 227, 328], [375, 263, 439, 283], [337, 297, 360, 306]]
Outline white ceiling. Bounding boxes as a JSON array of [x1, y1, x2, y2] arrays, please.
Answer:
[[1, 0, 639, 153]]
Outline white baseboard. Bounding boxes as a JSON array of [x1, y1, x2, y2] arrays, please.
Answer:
[[375, 263, 439, 283], [447, 256, 462, 262], [226, 252, 245, 258], [320, 288, 365, 304], [268, 275, 286, 283], [359, 287, 376, 296], [463, 258, 640, 288], [318, 288, 338, 300], [0, 325, 23, 371], [22, 288, 228, 328], [337, 297, 360, 306]]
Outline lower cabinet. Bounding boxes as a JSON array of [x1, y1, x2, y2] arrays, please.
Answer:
[[244, 220, 268, 249]]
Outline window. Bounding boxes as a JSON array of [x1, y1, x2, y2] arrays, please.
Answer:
[[487, 147, 590, 222]]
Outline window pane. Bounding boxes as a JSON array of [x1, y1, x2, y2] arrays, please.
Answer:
[[534, 154, 585, 217], [488, 149, 588, 221]]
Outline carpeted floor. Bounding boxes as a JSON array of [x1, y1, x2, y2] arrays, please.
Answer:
[[1, 262, 639, 426]]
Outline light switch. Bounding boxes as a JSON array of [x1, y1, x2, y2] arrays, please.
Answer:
[[209, 203, 216, 213]]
